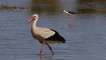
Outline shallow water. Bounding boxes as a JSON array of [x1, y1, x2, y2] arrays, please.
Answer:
[[0, 0, 106, 60]]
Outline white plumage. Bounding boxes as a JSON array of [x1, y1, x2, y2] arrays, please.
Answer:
[[26, 14, 65, 55], [33, 27, 55, 39], [63, 10, 72, 15]]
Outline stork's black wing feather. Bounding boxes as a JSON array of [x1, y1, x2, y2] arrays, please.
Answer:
[[46, 29, 65, 43]]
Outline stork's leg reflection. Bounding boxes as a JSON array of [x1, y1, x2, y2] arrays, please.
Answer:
[[39, 54, 53, 60]]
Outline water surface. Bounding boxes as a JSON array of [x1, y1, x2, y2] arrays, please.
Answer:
[[0, 0, 106, 60]]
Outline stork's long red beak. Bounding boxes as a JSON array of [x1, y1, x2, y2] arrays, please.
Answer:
[[26, 17, 34, 24]]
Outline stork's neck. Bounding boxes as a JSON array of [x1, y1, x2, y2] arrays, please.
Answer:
[[32, 19, 38, 28]]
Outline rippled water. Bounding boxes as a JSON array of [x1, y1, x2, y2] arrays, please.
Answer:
[[0, 0, 106, 60]]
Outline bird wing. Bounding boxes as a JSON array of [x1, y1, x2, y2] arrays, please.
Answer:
[[37, 27, 55, 39]]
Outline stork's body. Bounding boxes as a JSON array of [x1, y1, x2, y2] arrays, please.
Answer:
[[26, 14, 65, 55]]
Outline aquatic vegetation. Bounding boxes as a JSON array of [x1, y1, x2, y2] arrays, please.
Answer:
[[0, 2, 28, 12]]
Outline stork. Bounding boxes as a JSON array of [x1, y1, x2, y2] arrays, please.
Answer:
[[26, 14, 65, 55]]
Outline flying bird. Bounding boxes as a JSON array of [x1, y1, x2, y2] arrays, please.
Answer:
[[26, 14, 65, 55]]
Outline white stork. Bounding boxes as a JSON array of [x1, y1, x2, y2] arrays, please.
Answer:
[[26, 14, 65, 55]]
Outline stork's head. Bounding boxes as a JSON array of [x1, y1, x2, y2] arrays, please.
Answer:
[[26, 14, 39, 24]]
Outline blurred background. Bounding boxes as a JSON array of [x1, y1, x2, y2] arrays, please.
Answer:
[[0, 0, 106, 60]]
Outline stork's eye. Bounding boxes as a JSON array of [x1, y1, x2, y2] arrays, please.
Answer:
[[33, 16, 36, 18]]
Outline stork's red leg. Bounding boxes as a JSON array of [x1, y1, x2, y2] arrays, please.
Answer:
[[46, 43, 54, 55], [40, 43, 44, 55]]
